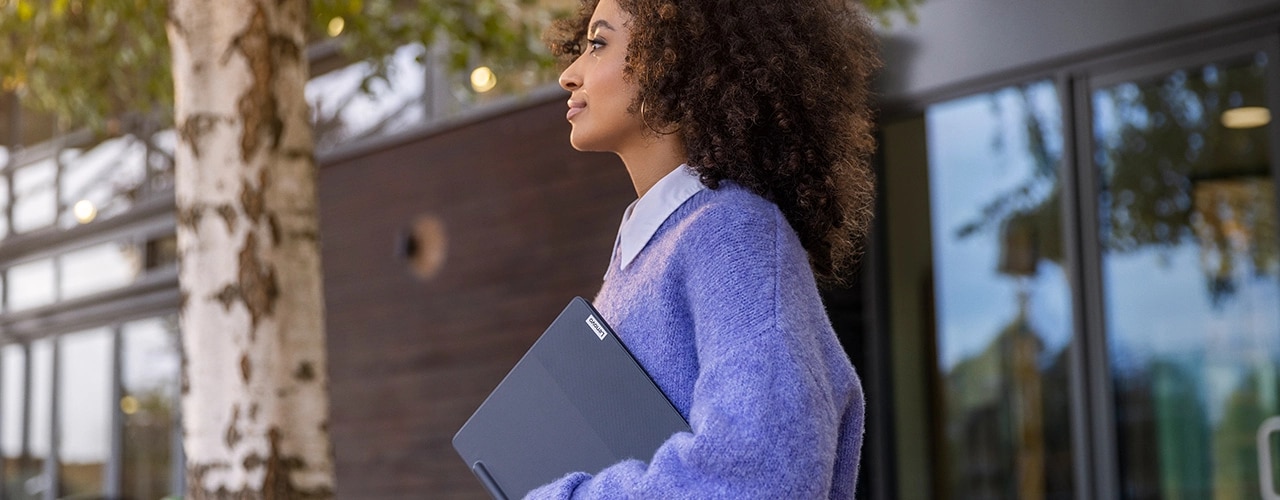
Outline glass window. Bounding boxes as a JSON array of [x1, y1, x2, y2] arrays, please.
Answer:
[[12, 159, 57, 235], [2, 345, 27, 499], [121, 317, 181, 500], [306, 38, 559, 152], [924, 80, 1075, 499], [308, 44, 430, 150], [7, 259, 56, 311], [58, 134, 149, 229], [1093, 52, 1279, 499], [60, 242, 141, 300], [57, 329, 113, 497]]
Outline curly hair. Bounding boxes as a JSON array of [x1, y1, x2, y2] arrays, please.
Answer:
[[547, 0, 881, 285]]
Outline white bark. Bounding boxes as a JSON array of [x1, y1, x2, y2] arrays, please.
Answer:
[[168, 1, 333, 497]]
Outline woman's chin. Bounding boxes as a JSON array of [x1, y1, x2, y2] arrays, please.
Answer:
[[568, 132, 602, 152]]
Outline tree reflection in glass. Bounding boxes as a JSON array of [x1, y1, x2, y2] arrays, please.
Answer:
[[925, 80, 1074, 500], [1093, 52, 1280, 499]]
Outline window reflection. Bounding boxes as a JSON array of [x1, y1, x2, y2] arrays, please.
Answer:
[[0, 319, 181, 500], [1094, 53, 1279, 499], [308, 44, 430, 151], [57, 133, 152, 230], [121, 316, 181, 499], [60, 242, 141, 300], [58, 329, 113, 497], [2, 345, 29, 499], [0, 126, 173, 243], [306, 40, 559, 152], [3, 236, 172, 312], [12, 159, 57, 234], [8, 259, 56, 311], [925, 80, 1074, 499]]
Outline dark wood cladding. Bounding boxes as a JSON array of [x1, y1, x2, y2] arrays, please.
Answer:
[[318, 96, 634, 499]]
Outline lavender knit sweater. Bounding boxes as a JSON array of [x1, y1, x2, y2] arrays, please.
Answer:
[[527, 182, 865, 499]]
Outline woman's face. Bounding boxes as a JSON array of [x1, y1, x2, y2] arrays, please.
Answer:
[[557, 0, 645, 153]]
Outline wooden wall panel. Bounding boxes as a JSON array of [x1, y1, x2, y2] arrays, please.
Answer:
[[318, 96, 634, 499]]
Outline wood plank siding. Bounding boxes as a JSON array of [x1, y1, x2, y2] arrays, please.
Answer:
[[318, 96, 634, 499]]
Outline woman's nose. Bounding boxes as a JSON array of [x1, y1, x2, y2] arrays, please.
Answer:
[[559, 58, 582, 91]]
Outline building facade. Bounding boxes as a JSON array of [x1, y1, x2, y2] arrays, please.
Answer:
[[874, 0, 1280, 498], [0, 97, 183, 499], [1, 0, 1279, 498]]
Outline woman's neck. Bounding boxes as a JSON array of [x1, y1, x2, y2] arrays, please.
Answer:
[[617, 133, 687, 199]]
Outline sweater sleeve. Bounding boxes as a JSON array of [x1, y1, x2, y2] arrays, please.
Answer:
[[526, 203, 853, 499]]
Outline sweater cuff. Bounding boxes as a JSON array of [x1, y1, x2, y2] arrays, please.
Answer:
[[524, 471, 592, 500]]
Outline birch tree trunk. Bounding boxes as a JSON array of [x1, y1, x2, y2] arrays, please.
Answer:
[[167, 1, 334, 497]]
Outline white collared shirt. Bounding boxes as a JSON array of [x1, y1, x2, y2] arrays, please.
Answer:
[[610, 164, 706, 275]]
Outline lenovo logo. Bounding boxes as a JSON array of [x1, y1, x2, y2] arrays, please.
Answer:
[[585, 316, 608, 340]]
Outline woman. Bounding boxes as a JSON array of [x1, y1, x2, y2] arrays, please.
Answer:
[[532, 0, 879, 496]]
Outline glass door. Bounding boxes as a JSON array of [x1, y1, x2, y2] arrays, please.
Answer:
[[1090, 46, 1280, 499], [923, 80, 1076, 500]]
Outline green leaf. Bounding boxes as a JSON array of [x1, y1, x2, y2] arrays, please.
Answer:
[[17, 0, 34, 21], [0, 0, 921, 131]]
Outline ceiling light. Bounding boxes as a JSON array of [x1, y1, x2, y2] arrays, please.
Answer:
[[1221, 106, 1271, 129]]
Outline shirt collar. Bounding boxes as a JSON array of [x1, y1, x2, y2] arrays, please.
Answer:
[[613, 164, 705, 272]]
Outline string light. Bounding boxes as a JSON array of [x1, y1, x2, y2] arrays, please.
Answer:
[[470, 66, 497, 93], [74, 200, 97, 224], [327, 17, 345, 37], [121, 396, 139, 415]]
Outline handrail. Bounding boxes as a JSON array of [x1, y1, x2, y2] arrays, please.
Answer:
[[1260, 415, 1280, 500]]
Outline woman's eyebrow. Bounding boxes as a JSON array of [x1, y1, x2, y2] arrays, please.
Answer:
[[589, 20, 615, 36]]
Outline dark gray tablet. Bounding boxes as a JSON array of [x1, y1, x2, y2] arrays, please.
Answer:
[[452, 297, 691, 499]]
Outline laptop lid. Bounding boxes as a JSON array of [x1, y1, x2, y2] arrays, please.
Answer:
[[452, 297, 691, 499]]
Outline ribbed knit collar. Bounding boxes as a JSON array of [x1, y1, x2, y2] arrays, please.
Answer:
[[611, 164, 706, 273]]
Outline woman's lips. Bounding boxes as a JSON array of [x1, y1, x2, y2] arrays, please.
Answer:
[[566, 100, 585, 121]]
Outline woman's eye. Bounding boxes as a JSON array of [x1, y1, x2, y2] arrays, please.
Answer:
[[587, 38, 605, 52]]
